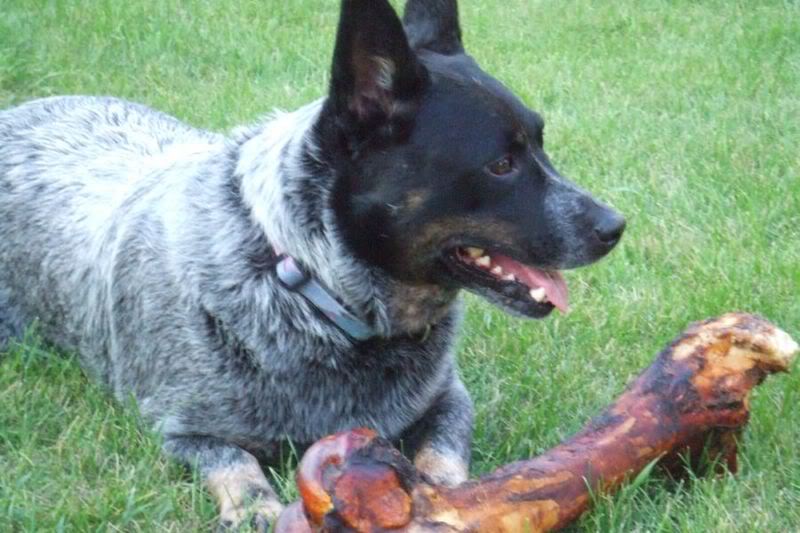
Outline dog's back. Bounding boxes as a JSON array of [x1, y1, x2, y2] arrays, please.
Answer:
[[0, 96, 220, 363]]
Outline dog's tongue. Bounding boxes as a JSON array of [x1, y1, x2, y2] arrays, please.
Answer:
[[493, 255, 570, 313]]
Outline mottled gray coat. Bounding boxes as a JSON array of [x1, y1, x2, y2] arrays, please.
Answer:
[[0, 95, 472, 525]]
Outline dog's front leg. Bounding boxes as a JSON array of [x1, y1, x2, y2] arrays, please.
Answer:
[[164, 436, 283, 531], [401, 377, 474, 487]]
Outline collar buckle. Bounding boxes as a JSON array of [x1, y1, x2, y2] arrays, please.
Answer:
[[276, 256, 310, 290]]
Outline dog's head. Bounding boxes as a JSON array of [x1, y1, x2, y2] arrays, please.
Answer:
[[321, 0, 625, 318]]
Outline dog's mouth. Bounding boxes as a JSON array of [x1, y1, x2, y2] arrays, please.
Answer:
[[441, 246, 569, 319]]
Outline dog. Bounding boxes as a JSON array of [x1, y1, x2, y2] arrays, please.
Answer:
[[0, 0, 625, 529]]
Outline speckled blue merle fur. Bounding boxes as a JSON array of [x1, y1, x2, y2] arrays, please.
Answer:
[[0, 0, 625, 528], [0, 91, 470, 522]]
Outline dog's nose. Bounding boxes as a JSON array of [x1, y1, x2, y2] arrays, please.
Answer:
[[594, 210, 626, 246]]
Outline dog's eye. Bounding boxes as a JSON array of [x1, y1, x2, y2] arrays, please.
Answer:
[[487, 155, 515, 177]]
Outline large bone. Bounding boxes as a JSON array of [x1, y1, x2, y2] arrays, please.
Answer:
[[275, 313, 798, 532]]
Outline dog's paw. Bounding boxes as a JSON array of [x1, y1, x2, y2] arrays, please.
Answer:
[[217, 497, 284, 532], [414, 446, 469, 487]]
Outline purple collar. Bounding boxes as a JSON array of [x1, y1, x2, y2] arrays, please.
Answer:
[[275, 255, 377, 341]]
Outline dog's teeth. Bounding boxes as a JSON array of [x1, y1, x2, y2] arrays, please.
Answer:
[[466, 247, 485, 259], [503, 273, 516, 282], [529, 287, 547, 303], [475, 255, 491, 268], [491, 266, 504, 276]]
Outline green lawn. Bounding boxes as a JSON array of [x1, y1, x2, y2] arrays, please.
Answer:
[[1, 0, 799, 531]]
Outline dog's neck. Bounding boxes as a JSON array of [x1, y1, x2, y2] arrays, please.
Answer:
[[385, 283, 458, 336], [234, 101, 457, 339]]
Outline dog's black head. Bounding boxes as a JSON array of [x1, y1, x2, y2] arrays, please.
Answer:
[[321, 0, 625, 319]]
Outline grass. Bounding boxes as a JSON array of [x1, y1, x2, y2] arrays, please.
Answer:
[[1, 0, 799, 530]]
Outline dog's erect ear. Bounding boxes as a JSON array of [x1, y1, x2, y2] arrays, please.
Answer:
[[330, 0, 428, 135], [403, 0, 464, 55]]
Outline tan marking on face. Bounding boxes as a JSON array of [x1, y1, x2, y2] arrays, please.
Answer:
[[388, 283, 457, 335], [399, 215, 520, 279], [405, 216, 519, 259], [206, 459, 283, 528], [414, 445, 469, 487], [390, 216, 519, 333]]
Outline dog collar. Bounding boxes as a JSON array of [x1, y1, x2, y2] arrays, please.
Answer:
[[275, 255, 377, 341]]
